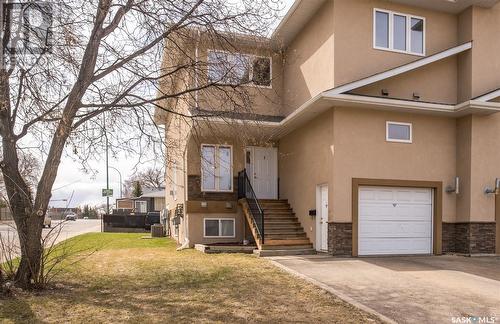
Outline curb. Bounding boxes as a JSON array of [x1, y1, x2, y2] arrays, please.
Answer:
[[269, 259, 397, 324]]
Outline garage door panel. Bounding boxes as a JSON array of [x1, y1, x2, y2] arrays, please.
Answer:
[[360, 204, 432, 221], [358, 186, 433, 256], [359, 188, 394, 202], [359, 221, 432, 238], [359, 238, 433, 255], [395, 189, 432, 203]]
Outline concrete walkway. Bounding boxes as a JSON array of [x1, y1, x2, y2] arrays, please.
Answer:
[[270, 254, 500, 323]]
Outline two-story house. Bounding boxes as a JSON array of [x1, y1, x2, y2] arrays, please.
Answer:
[[157, 0, 500, 257]]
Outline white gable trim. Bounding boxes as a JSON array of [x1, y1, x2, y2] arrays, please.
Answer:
[[474, 89, 500, 102], [325, 42, 472, 96]]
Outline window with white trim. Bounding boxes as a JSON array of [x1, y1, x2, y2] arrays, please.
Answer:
[[374, 9, 425, 56], [207, 50, 271, 87], [386, 121, 412, 143], [201, 144, 233, 192], [203, 218, 235, 238], [135, 201, 147, 213]]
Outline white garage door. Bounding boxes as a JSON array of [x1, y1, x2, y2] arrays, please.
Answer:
[[358, 186, 433, 256]]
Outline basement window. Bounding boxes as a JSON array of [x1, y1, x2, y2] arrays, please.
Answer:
[[386, 121, 412, 143], [204, 218, 235, 238], [374, 9, 425, 56]]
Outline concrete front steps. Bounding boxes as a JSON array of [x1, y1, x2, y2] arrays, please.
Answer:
[[240, 198, 316, 257]]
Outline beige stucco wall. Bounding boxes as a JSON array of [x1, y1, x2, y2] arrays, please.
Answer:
[[185, 212, 246, 247], [165, 114, 190, 210], [352, 56, 458, 104], [469, 3, 500, 99], [455, 116, 472, 222], [331, 107, 457, 223], [333, 0, 458, 88], [278, 110, 334, 247], [195, 41, 282, 117], [282, 0, 335, 115], [468, 114, 500, 222], [281, 0, 460, 114]]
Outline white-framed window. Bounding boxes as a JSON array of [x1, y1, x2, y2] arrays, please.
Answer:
[[374, 9, 425, 56], [203, 218, 236, 238], [386, 121, 413, 143], [207, 50, 272, 87], [135, 200, 147, 213], [201, 144, 233, 192]]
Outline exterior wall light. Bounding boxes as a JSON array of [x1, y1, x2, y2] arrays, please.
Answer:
[[446, 176, 460, 194], [484, 178, 500, 195]]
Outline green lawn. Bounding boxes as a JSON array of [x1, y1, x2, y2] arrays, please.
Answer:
[[0, 233, 380, 323]]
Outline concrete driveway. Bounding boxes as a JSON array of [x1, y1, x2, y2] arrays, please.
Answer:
[[270, 255, 500, 323]]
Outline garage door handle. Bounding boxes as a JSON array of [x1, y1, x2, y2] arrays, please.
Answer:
[[393, 203, 397, 207]]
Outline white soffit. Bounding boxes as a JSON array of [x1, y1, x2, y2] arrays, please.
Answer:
[[387, 0, 500, 14], [271, 0, 327, 49], [325, 42, 472, 96]]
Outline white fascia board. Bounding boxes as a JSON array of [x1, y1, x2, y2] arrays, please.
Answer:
[[474, 89, 500, 102], [325, 94, 455, 113], [325, 42, 473, 96], [194, 116, 280, 128]]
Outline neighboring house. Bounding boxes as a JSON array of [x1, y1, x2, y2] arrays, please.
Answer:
[[116, 198, 134, 211], [157, 0, 500, 256], [114, 189, 166, 214]]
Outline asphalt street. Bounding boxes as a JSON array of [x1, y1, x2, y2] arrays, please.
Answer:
[[0, 219, 101, 261]]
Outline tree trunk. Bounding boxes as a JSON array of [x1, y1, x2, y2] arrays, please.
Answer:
[[14, 211, 43, 287], [1, 136, 42, 288]]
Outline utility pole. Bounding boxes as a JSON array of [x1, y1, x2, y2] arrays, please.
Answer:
[[101, 113, 109, 233], [109, 166, 123, 198]]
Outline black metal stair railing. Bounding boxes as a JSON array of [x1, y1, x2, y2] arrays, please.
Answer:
[[238, 169, 264, 244]]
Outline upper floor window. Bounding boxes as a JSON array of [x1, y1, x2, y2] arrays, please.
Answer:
[[374, 9, 425, 56], [207, 50, 272, 87]]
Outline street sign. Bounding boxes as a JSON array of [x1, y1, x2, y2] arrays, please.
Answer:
[[102, 189, 113, 197]]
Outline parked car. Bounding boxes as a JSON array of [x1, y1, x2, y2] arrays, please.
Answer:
[[43, 216, 52, 228], [65, 214, 77, 221], [83, 216, 89, 220]]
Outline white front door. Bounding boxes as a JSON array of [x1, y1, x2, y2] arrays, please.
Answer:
[[358, 186, 433, 256], [317, 185, 329, 251], [246, 147, 277, 199]]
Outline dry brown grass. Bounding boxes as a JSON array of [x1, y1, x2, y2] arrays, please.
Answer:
[[0, 233, 382, 323]]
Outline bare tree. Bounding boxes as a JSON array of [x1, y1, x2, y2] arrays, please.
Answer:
[[0, 0, 280, 287], [124, 167, 164, 196]]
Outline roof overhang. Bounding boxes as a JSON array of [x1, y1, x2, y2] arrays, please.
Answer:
[[387, 0, 500, 14], [271, 0, 327, 49], [200, 93, 500, 140], [326, 42, 472, 96]]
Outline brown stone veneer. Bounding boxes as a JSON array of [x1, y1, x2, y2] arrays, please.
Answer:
[[443, 222, 496, 255], [187, 175, 238, 201], [328, 222, 352, 256]]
